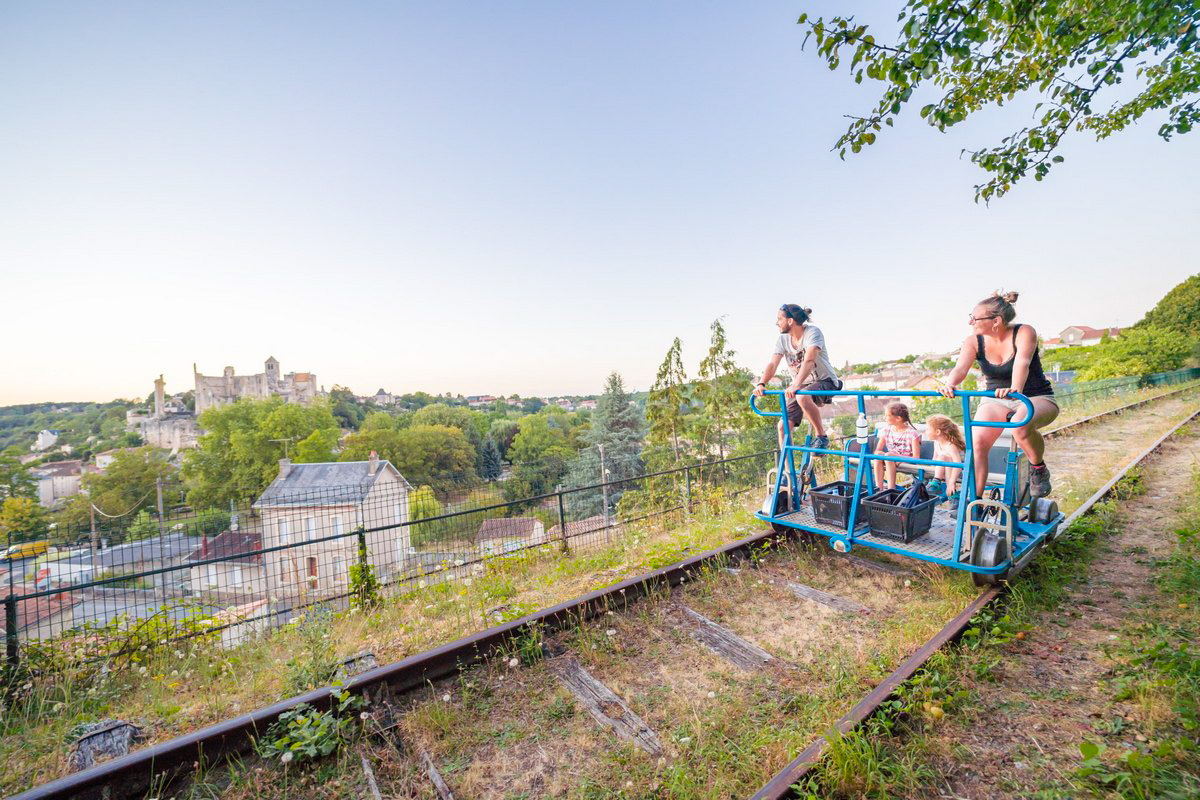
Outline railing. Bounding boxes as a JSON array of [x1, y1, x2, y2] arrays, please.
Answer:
[[1, 448, 777, 673], [752, 387, 1033, 562]]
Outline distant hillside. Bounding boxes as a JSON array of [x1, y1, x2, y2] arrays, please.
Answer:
[[0, 400, 142, 457]]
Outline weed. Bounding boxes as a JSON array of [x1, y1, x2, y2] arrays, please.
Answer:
[[257, 687, 365, 765], [283, 609, 339, 696]]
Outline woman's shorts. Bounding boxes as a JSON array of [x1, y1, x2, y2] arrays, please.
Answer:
[[978, 394, 1058, 423]]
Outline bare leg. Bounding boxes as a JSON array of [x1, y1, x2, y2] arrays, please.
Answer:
[[885, 461, 897, 489], [1011, 397, 1060, 465], [874, 457, 885, 488], [798, 395, 826, 438]]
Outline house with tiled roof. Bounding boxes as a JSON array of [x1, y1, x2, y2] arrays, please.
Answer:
[[252, 453, 412, 598], [1044, 325, 1122, 349], [476, 517, 546, 556], [185, 530, 265, 599], [30, 459, 82, 507]]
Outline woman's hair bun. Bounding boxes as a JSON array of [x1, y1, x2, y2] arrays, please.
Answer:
[[995, 290, 1019, 304]]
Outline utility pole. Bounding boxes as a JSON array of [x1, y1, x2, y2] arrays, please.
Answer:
[[89, 503, 99, 577]]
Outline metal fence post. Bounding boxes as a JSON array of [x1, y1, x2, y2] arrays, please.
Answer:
[[4, 595, 18, 686], [557, 491, 569, 555], [684, 466, 692, 513]]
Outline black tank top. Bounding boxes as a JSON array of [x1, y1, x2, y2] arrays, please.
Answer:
[[976, 324, 1054, 397]]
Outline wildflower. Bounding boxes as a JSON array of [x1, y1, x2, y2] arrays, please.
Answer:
[[606, 629, 616, 637], [707, 691, 716, 699], [508, 657, 519, 668], [360, 711, 370, 720], [280, 752, 294, 764], [442, 693, 451, 702], [454, 559, 464, 567]]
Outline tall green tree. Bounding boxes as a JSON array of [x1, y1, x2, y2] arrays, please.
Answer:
[[565, 373, 646, 517], [799, 2, 1200, 200], [0, 496, 49, 544], [0, 448, 35, 500], [487, 418, 521, 460], [182, 398, 340, 508], [646, 338, 690, 467], [694, 319, 752, 464], [480, 438, 503, 481]]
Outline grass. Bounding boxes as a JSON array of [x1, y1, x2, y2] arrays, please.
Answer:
[[2, 385, 1195, 798]]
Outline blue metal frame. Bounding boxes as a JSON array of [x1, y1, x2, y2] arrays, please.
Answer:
[[751, 387, 1064, 575]]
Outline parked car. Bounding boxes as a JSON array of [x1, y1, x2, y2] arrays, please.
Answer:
[[0, 540, 51, 561]]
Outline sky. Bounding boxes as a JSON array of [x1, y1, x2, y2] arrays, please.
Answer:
[[1, 2, 1196, 405]]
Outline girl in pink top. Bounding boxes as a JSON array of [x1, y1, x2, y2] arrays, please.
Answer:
[[873, 402, 922, 490]]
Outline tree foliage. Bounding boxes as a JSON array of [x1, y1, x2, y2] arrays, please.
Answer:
[[0, 496, 49, 544], [84, 446, 178, 518], [694, 319, 753, 463], [1135, 272, 1200, 336], [480, 438, 503, 481], [182, 398, 340, 508], [1077, 326, 1194, 380], [646, 338, 690, 467], [340, 424, 477, 493], [565, 373, 646, 517], [799, 2, 1200, 200], [0, 448, 35, 500]]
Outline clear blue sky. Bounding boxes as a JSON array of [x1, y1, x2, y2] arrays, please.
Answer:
[[2, 2, 1195, 404]]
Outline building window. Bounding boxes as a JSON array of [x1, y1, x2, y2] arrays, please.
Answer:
[[394, 502, 403, 524], [306, 517, 316, 540], [278, 519, 289, 545], [333, 516, 343, 537]]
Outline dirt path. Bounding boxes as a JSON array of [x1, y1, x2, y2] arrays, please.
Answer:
[[912, 426, 1200, 799], [1044, 388, 1198, 513]]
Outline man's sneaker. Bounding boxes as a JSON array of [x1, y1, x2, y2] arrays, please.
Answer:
[[804, 436, 829, 484], [1030, 463, 1052, 498]]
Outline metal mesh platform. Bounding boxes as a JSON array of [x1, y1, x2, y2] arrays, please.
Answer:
[[775, 502, 968, 562]]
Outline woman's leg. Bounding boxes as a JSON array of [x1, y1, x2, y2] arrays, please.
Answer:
[[971, 404, 1008, 497], [1011, 397, 1060, 465]]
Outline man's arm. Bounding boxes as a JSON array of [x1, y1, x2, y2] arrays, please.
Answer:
[[754, 354, 784, 398]]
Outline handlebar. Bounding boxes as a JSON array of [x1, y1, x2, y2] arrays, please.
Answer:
[[749, 388, 1035, 429]]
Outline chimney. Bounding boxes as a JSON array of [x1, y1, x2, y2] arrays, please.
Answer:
[[279, 458, 292, 479], [368, 450, 378, 476]]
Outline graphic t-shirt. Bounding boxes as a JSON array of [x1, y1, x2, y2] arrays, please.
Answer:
[[882, 425, 920, 457], [773, 325, 837, 383]]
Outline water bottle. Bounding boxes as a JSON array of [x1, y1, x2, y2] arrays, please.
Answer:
[[855, 413, 868, 445]]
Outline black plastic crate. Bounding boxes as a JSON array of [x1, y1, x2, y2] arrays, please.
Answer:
[[863, 488, 937, 543], [810, 481, 868, 530]]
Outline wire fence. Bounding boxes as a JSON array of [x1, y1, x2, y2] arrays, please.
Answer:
[[3, 366, 1197, 673], [1, 448, 777, 671]]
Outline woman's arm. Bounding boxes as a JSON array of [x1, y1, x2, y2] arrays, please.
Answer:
[[940, 336, 978, 397], [996, 326, 1038, 398]]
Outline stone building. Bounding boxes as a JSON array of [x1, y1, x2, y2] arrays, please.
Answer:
[[253, 454, 412, 599], [193, 357, 319, 414], [125, 375, 197, 450]]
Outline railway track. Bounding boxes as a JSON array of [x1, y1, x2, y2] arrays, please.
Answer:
[[9, 383, 1200, 800]]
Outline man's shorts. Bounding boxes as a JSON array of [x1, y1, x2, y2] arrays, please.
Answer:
[[784, 377, 843, 425]]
